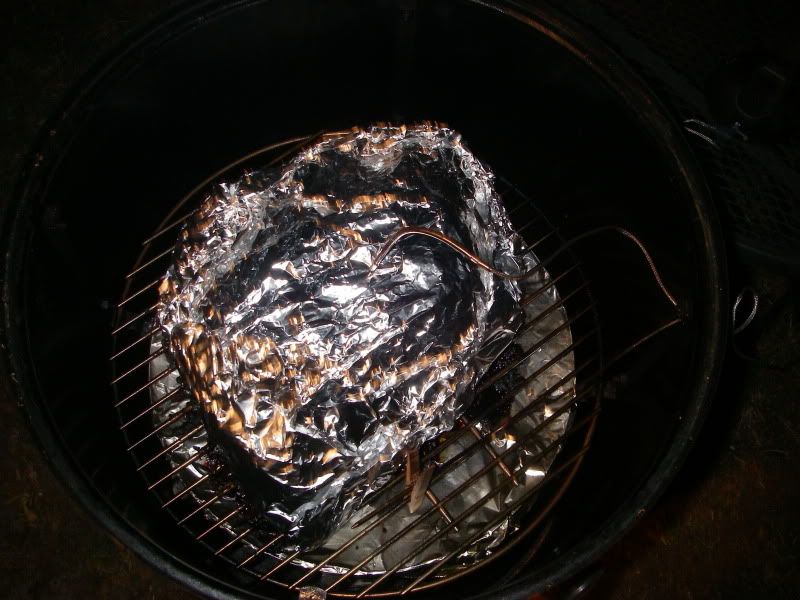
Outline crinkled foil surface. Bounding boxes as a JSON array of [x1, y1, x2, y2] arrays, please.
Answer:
[[150, 125, 575, 573]]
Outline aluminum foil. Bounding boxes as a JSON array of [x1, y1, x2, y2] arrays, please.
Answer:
[[148, 124, 576, 576], [155, 125, 530, 547]]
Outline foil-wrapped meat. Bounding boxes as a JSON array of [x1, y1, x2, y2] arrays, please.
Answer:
[[156, 124, 530, 549]]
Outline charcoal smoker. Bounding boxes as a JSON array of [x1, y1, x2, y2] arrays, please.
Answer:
[[0, 1, 727, 599]]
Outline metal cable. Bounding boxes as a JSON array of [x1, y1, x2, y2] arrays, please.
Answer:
[[372, 225, 679, 309]]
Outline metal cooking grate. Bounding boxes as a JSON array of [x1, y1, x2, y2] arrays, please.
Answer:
[[109, 134, 676, 597]]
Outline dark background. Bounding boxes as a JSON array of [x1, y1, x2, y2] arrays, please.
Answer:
[[1, 1, 798, 599]]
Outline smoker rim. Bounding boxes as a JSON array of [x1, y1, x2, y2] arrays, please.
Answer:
[[0, 1, 728, 599]]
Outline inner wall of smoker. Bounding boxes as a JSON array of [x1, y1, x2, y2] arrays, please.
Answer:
[[14, 1, 706, 597]]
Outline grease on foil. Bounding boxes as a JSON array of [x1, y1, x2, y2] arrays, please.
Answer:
[[150, 124, 575, 574]]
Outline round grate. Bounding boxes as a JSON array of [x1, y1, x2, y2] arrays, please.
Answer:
[[109, 135, 604, 597]]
